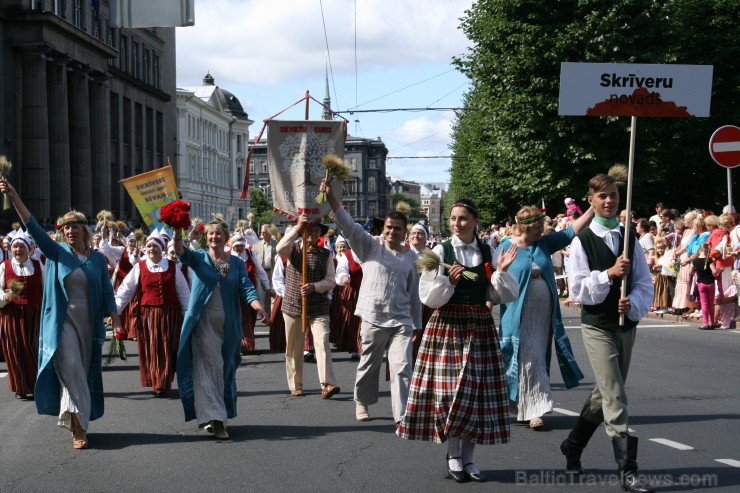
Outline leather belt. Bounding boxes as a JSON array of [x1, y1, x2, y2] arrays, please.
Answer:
[[530, 273, 543, 280]]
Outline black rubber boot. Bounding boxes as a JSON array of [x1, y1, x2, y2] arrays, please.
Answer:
[[612, 435, 654, 493], [560, 416, 599, 474]]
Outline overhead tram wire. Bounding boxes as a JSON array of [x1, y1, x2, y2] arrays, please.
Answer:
[[347, 69, 458, 111], [319, 0, 339, 109], [334, 107, 475, 115]]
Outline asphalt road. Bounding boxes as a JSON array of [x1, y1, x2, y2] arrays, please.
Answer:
[[1, 306, 738, 492]]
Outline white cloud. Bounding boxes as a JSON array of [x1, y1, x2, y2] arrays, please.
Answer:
[[390, 116, 453, 151], [176, 0, 472, 86]]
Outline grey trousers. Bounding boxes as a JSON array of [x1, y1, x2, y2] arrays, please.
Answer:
[[580, 323, 636, 438], [354, 320, 412, 423]]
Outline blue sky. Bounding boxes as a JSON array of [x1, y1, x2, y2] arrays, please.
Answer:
[[176, 0, 474, 185]]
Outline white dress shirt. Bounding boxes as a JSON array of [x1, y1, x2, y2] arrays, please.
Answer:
[[0, 258, 46, 308], [232, 249, 271, 291], [568, 222, 653, 322], [272, 259, 285, 297]]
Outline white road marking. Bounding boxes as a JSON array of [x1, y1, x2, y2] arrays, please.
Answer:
[[564, 324, 691, 329], [553, 408, 579, 416], [649, 438, 694, 450], [254, 331, 270, 335], [715, 459, 740, 468], [0, 372, 7, 378]]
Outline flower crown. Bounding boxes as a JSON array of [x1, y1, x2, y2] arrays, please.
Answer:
[[517, 212, 547, 225]]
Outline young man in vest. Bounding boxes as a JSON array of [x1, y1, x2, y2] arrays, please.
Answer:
[[321, 179, 421, 424], [562, 172, 654, 493], [276, 213, 339, 398]]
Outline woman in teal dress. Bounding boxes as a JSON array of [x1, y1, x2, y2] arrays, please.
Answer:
[[173, 216, 268, 440], [498, 205, 593, 430], [0, 178, 123, 450]]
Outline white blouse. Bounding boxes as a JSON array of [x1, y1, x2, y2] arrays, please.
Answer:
[[0, 258, 46, 308], [419, 236, 518, 309], [115, 257, 190, 315]]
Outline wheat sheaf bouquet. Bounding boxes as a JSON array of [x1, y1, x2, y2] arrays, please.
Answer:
[[315, 154, 352, 204], [417, 249, 479, 282]]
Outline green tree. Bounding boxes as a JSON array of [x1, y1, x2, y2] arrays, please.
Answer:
[[450, 0, 739, 223], [248, 187, 274, 230], [391, 193, 427, 224]]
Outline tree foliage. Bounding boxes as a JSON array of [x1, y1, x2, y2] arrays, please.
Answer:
[[449, 0, 739, 225], [248, 187, 275, 230]]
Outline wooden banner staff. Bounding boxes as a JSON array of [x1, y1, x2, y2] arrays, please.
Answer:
[[302, 90, 310, 333], [619, 116, 637, 326]]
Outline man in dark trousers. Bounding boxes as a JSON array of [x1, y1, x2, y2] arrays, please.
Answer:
[[562, 170, 654, 493]]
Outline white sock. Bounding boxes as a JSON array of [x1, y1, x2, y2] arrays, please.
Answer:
[[447, 436, 463, 471], [462, 439, 479, 473]]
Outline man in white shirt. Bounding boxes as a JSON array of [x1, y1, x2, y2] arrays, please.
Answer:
[[322, 179, 421, 424], [562, 172, 654, 493]]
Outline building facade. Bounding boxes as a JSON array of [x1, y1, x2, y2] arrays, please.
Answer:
[[176, 73, 252, 225], [248, 134, 389, 224], [420, 183, 445, 235], [0, 0, 177, 227]]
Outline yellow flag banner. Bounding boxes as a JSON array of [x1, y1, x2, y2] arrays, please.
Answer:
[[120, 165, 179, 229]]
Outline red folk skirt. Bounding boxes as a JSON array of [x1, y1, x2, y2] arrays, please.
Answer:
[[137, 304, 182, 392], [335, 284, 361, 353], [240, 300, 257, 354], [397, 304, 510, 445], [0, 303, 41, 395], [268, 295, 286, 353]]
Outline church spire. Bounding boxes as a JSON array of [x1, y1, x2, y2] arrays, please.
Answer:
[[322, 63, 332, 120]]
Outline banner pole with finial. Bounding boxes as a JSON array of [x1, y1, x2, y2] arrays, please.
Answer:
[[619, 116, 637, 326], [302, 90, 310, 333]]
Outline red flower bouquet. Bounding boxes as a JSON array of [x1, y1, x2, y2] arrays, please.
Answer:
[[160, 200, 191, 229]]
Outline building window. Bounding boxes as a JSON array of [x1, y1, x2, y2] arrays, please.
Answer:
[[236, 134, 242, 153], [368, 176, 377, 194], [368, 202, 376, 217], [120, 35, 128, 72], [73, 0, 82, 28], [261, 160, 267, 174], [132, 43, 139, 78], [347, 156, 357, 171], [368, 158, 377, 169], [153, 55, 160, 89], [346, 180, 357, 194], [142, 48, 150, 84]]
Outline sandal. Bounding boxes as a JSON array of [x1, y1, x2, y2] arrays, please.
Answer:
[[529, 417, 544, 430]]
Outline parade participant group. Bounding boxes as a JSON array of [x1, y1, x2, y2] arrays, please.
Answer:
[[3, 165, 739, 493]]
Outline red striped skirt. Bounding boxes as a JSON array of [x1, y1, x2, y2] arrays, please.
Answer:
[[138, 305, 182, 392], [335, 284, 361, 353], [0, 304, 40, 395], [240, 300, 257, 354], [328, 285, 344, 344], [397, 304, 510, 445], [268, 295, 286, 352]]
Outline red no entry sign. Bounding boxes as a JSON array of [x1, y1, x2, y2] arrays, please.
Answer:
[[709, 125, 740, 168]]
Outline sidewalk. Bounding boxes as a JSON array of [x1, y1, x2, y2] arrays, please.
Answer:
[[559, 299, 709, 327]]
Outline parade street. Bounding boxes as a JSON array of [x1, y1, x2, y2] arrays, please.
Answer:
[[1, 306, 738, 493]]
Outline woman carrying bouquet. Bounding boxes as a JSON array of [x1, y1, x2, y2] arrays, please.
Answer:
[[0, 178, 124, 450], [115, 231, 190, 397], [397, 199, 519, 483], [173, 215, 269, 440], [0, 229, 44, 400]]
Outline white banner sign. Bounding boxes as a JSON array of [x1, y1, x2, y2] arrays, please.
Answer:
[[559, 63, 713, 117], [267, 120, 346, 220]]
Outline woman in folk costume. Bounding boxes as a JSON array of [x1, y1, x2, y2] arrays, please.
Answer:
[[398, 199, 519, 483], [0, 178, 123, 450], [100, 230, 141, 339], [407, 221, 435, 362], [115, 231, 190, 397], [497, 205, 593, 431], [0, 229, 44, 400], [173, 216, 268, 440], [167, 239, 190, 285], [230, 232, 271, 354], [334, 235, 363, 360]]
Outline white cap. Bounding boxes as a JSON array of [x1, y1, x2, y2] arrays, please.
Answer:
[[145, 231, 166, 250], [231, 232, 247, 247], [9, 229, 32, 250], [335, 235, 348, 246]]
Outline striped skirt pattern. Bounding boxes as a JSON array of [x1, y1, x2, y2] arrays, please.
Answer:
[[398, 304, 510, 445], [0, 304, 40, 395], [268, 295, 286, 353], [138, 305, 182, 392], [240, 300, 257, 354]]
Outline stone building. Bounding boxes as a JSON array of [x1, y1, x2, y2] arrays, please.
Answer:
[[0, 0, 177, 226], [176, 73, 252, 224], [420, 183, 445, 235]]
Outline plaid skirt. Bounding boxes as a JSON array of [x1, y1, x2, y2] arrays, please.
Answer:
[[397, 304, 510, 445]]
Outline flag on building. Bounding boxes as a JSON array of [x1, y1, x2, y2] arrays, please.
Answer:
[[110, 0, 195, 28]]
